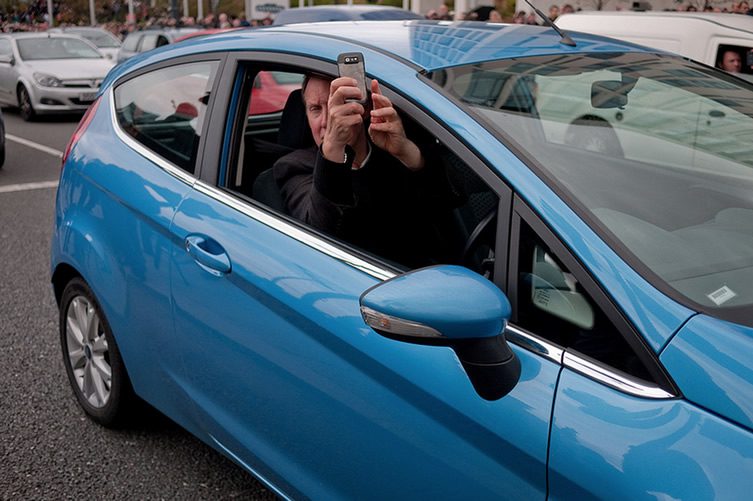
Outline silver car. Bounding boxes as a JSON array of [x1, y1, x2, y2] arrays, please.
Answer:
[[0, 33, 114, 121], [48, 27, 122, 61]]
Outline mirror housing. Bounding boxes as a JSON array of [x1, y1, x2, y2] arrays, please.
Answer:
[[591, 80, 627, 109], [0, 54, 14, 65], [360, 265, 520, 400]]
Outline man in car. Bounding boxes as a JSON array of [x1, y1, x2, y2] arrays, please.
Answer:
[[273, 74, 464, 268], [718, 49, 742, 73]]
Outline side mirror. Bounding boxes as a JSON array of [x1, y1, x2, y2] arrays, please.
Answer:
[[360, 265, 521, 400], [0, 54, 14, 65], [591, 80, 627, 109]]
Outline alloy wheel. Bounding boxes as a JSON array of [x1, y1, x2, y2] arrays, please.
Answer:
[[65, 295, 112, 408]]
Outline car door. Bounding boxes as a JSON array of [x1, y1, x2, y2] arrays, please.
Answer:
[[168, 53, 557, 499]]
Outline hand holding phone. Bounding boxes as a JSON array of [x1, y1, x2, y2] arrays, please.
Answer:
[[337, 52, 368, 105]]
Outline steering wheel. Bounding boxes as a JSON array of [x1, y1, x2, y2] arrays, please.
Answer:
[[565, 114, 624, 158], [462, 209, 497, 277]]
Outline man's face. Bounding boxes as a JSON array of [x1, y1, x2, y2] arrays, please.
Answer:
[[722, 51, 742, 73], [303, 77, 331, 147]]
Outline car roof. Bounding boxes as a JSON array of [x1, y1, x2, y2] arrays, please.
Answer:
[[106, 21, 661, 83], [558, 11, 753, 34]]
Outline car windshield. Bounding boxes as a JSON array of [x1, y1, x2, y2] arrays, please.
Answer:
[[72, 30, 121, 48], [429, 52, 753, 321], [17, 37, 102, 60]]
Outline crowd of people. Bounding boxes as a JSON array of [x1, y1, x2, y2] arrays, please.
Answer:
[[2, 1, 753, 35], [0, 1, 272, 35]]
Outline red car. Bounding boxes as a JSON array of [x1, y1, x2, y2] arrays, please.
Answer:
[[176, 29, 302, 115]]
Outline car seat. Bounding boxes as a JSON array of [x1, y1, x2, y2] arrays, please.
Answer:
[[252, 89, 313, 211]]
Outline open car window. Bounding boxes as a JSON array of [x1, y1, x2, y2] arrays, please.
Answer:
[[222, 63, 500, 277]]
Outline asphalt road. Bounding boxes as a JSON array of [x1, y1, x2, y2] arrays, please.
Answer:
[[0, 109, 274, 500]]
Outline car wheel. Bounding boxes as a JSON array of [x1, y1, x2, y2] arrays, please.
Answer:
[[59, 277, 136, 427], [18, 85, 36, 122]]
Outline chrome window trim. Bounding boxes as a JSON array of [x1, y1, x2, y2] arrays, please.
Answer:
[[506, 324, 564, 364], [109, 87, 197, 186], [563, 351, 675, 400], [194, 180, 396, 281], [506, 324, 674, 399]]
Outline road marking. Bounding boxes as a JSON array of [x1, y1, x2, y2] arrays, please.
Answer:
[[6, 134, 64, 158], [0, 180, 59, 194]]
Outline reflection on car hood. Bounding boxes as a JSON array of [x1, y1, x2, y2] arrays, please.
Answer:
[[661, 314, 753, 431], [23, 59, 115, 79]]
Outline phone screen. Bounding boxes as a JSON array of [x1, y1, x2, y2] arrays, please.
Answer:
[[337, 52, 368, 104]]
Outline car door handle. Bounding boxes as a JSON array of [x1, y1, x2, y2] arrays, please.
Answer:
[[184, 234, 231, 275]]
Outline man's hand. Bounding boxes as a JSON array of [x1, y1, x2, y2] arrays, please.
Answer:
[[322, 77, 367, 163], [368, 80, 424, 171]]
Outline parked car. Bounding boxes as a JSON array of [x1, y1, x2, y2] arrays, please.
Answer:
[[0, 107, 5, 168], [557, 11, 753, 77], [53, 21, 753, 498], [48, 26, 122, 60], [116, 28, 199, 63], [272, 5, 423, 24], [0, 33, 114, 121]]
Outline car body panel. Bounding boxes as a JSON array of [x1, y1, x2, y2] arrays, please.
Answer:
[[661, 314, 753, 431], [549, 367, 753, 499], [168, 185, 555, 498], [52, 92, 197, 424]]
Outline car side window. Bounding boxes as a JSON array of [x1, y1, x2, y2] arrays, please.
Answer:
[[0, 39, 11, 57], [121, 33, 140, 51], [513, 217, 652, 381], [716, 44, 753, 76], [223, 64, 498, 275], [139, 34, 159, 52], [114, 61, 219, 174]]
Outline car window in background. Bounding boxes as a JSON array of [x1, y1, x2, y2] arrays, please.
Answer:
[[0, 38, 11, 56], [17, 37, 102, 60], [361, 10, 423, 20], [74, 31, 121, 48], [249, 71, 302, 115], [114, 61, 219, 174], [429, 53, 753, 320], [121, 33, 140, 51]]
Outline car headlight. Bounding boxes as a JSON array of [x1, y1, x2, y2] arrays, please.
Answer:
[[33, 72, 63, 88]]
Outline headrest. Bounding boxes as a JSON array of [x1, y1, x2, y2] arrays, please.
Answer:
[[278, 88, 314, 150]]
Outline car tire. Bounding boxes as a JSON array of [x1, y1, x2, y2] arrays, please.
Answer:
[[0, 143, 4, 169], [59, 277, 137, 427], [18, 85, 36, 122]]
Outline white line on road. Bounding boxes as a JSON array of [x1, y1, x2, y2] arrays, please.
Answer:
[[6, 133, 64, 158], [0, 180, 59, 194]]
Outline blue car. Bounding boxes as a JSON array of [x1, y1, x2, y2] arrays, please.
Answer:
[[52, 21, 753, 498]]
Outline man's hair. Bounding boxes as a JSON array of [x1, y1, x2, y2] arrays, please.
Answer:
[[300, 73, 332, 104]]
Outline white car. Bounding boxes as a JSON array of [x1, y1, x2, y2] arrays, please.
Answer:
[[0, 33, 114, 121], [48, 27, 122, 60], [556, 11, 753, 75]]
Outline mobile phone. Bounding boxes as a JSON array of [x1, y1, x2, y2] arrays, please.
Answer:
[[747, 50, 753, 67], [337, 52, 368, 105]]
